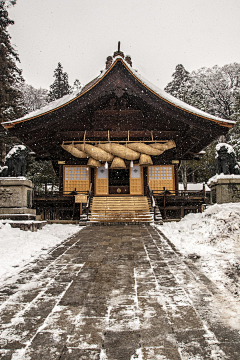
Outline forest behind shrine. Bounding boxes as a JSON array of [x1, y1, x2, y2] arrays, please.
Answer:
[[1, 0, 240, 189]]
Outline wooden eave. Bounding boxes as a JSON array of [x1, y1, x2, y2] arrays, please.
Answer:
[[3, 57, 234, 130]]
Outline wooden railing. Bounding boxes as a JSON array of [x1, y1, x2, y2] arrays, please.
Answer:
[[147, 184, 163, 222], [33, 189, 89, 198], [152, 184, 207, 198], [149, 185, 208, 220], [33, 185, 93, 221]]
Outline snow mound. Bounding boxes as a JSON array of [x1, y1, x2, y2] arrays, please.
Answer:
[[162, 203, 240, 248], [160, 202, 240, 306], [0, 223, 82, 286]]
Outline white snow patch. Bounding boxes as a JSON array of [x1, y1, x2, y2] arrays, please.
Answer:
[[5, 145, 26, 160], [130, 348, 143, 359], [0, 223, 82, 286], [178, 182, 210, 191], [158, 202, 240, 330], [216, 142, 235, 154], [208, 173, 240, 185]]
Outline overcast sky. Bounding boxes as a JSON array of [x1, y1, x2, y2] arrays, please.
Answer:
[[8, 0, 240, 91]]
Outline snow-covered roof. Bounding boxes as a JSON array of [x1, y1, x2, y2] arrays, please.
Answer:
[[2, 56, 235, 129]]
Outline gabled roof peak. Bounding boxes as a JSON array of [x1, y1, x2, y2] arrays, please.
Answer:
[[106, 41, 132, 69]]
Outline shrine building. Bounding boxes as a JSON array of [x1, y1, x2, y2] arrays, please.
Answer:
[[2, 45, 235, 222]]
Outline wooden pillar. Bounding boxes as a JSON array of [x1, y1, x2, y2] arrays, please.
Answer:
[[143, 167, 148, 196], [181, 206, 184, 218], [174, 164, 179, 195], [59, 164, 63, 193]]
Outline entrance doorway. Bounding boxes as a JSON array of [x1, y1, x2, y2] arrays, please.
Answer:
[[95, 165, 143, 196], [109, 169, 130, 194]]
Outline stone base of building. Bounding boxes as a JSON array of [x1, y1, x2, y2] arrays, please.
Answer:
[[0, 178, 36, 220], [208, 175, 240, 204]]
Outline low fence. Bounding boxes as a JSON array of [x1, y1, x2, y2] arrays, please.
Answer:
[[150, 187, 209, 220], [33, 188, 91, 221]]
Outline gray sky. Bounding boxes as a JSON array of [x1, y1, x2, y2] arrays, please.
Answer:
[[8, 0, 240, 90]]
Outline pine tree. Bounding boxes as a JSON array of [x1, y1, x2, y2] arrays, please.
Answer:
[[0, 1, 23, 123], [48, 62, 71, 102], [164, 64, 190, 102], [73, 79, 81, 92], [26, 155, 59, 192], [0, 0, 23, 165]]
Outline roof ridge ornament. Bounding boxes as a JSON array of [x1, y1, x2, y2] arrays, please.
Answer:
[[113, 41, 125, 58], [106, 42, 132, 69]]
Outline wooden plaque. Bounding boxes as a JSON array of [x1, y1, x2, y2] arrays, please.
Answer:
[[75, 195, 87, 203]]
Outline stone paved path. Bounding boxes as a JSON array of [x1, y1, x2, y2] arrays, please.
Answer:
[[0, 225, 240, 359]]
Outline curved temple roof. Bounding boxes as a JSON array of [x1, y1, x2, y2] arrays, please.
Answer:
[[2, 56, 235, 130]]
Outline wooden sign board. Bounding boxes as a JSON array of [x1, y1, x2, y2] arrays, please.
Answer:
[[75, 195, 87, 203]]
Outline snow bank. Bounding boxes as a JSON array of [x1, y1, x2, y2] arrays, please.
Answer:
[[0, 222, 82, 286], [160, 203, 240, 294]]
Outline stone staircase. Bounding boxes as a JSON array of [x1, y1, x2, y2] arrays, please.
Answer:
[[90, 196, 153, 223]]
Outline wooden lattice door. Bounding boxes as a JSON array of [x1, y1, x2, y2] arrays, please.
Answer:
[[148, 165, 175, 191], [63, 166, 90, 194], [95, 166, 108, 195], [130, 165, 143, 195]]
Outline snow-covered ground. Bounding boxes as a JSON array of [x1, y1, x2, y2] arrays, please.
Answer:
[[160, 202, 240, 299], [1, 204, 240, 305], [0, 222, 82, 287]]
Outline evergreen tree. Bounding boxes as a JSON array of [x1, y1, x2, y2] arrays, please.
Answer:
[[26, 155, 59, 192], [165, 63, 240, 184], [0, 1, 23, 123], [48, 62, 71, 102], [73, 79, 81, 92], [188, 64, 240, 119], [164, 64, 191, 102], [20, 83, 48, 113], [2, 1, 17, 7], [0, 0, 23, 165]]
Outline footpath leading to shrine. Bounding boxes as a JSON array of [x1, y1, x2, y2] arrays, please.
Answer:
[[0, 224, 239, 359]]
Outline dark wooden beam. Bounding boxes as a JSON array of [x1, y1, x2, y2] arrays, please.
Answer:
[[57, 130, 179, 140]]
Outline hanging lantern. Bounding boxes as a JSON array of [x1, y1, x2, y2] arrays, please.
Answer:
[[110, 157, 126, 169], [138, 154, 153, 166], [87, 158, 102, 168], [104, 161, 108, 169], [130, 160, 134, 168]]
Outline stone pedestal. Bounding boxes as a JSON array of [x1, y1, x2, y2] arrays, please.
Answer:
[[208, 175, 240, 204], [0, 177, 36, 220]]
